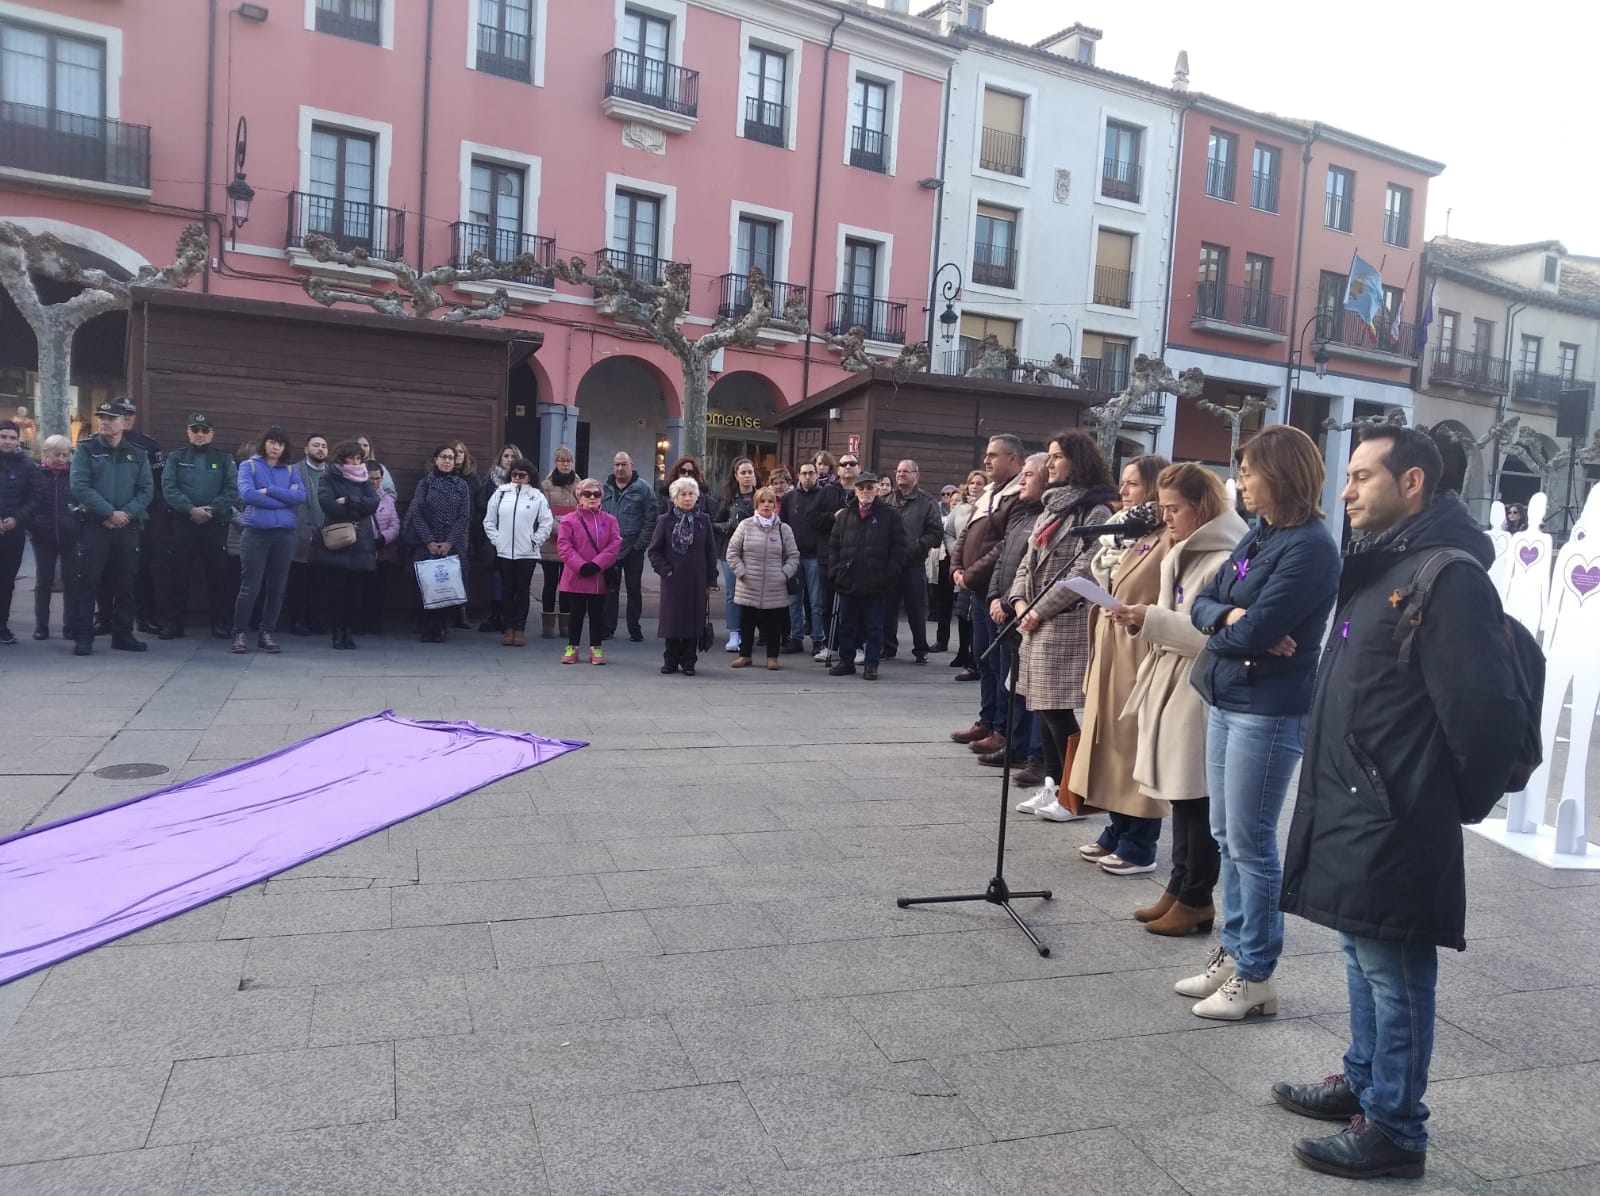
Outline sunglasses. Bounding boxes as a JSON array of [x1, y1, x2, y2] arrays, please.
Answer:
[[189, 425, 212, 433], [579, 490, 602, 498], [511, 472, 530, 480]]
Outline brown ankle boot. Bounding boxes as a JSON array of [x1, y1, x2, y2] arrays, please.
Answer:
[[512, 629, 526, 646], [1144, 901, 1216, 937], [1134, 891, 1178, 923], [502, 628, 516, 646]]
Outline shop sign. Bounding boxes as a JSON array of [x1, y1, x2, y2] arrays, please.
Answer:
[[708, 409, 762, 430]]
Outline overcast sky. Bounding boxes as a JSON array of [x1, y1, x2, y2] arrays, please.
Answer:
[[985, 0, 1599, 254]]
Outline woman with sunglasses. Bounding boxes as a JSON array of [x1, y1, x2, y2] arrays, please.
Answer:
[[556, 479, 620, 664], [402, 445, 471, 643], [483, 457, 553, 647]]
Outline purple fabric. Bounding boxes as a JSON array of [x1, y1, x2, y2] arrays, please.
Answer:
[[0, 711, 585, 986]]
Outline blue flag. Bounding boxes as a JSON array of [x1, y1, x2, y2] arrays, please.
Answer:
[[1412, 283, 1435, 357], [1343, 254, 1384, 336]]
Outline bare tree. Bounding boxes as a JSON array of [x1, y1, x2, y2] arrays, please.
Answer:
[[0, 222, 208, 440], [961, 334, 1083, 387], [1085, 355, 1204, 461], [298, 234, 544, 322], [1197, 392, 1277, 472]]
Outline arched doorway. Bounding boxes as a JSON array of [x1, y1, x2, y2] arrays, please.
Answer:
[[1425, 419, 1481, 512], [707, 371, 782, 492], [573, 355, 678, 482]]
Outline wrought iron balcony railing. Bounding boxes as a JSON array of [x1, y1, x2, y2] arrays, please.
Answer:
[[604, 48, 699, 118], [1383, 211, 1410, 248], [979, 126, 1025, 175], [314, 4, 380, 44], [743, 96, 786, 146], [1320, 309, 1417, 357], [287, 191, 404, 260], [971, 241, 1017, 289], [824, 292, 906, 343], [1193, 282, 1287, 333], [0, 102, 150, 190], [1513, 370, 1592, 404], [717, 273, 807, 321], [476, 23, 532, 82], [1250, 170, 1279, 212], [1093, 265, 1132, 308], [850, 125, 889, 174], [1430, 348, 1510, 393], [1205, 157, 1235, 200], [594, 248, 688, 308], [1101, 157, 1140, 202], [449, 222, 555, 286]]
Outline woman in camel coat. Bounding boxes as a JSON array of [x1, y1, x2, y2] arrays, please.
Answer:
[[1112, 463, 1247, 934]]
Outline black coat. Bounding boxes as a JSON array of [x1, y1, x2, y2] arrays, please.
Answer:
[[1281, 496, 1525, 951], [29, 464, 75, 543], [646, 510, 716, 639], [713, 491, 755, 554], [0, 447, 35, 528], [827, 496, 908, 595], [311, 470, 380, 571], [780, 483, 833, 558]]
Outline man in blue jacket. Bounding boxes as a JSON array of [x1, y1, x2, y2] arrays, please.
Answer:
[[70, 400, 154, 655], [1274, 427, 1525, 1180], [601, 450, 656, 642]]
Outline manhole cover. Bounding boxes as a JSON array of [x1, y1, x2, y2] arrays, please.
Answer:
[[93, 763, 171, 780]]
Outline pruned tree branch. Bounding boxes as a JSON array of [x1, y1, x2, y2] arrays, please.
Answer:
[[1197, 388, 1276, 473], [1085, 355, 1205, 460], [299, 232, 544, 320]]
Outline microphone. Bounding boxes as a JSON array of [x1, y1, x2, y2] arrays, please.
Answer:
[[1065, 505, 1163, 539]]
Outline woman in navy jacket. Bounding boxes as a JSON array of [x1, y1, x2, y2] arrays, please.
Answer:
[[231, 427, 307, 654], [1178, 425, 1340, 1021]]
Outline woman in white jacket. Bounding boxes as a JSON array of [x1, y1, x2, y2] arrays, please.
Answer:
[[483, 457, 554, 647]]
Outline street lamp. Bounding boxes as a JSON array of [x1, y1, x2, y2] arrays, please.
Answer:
[[1286, 312, 1332, 425], [224, 116, 255, 247], [929, 261, 963, 350]]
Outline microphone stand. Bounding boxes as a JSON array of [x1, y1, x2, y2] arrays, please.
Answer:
[[898, 537, 1094, 957]]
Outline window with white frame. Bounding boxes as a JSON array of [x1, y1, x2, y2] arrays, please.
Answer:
[[742, 44, 787, 146], [848, 77, 889, 173], [467, 160, 524, 258], [1101, 120, 1142, 202], [315, 0, 381, 45], [301, 125, 383, 253], [610, 189, 662, 276], [973, 204, 1017, 289], [617, 7, 671, 100], [476, 0, 533, 82]]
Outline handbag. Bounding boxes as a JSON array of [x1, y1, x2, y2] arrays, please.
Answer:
[[699, 614, 714, 654], [413, 554, 467, 609], [785, 574, 803, 595], [320, 521, 357, 550]]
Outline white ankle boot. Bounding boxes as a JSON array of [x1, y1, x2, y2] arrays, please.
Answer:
[[1016, 778, 1057, 814], [1175, 946, 1235, 998], [1192, 973, 1278, 1020], [1035, 799, 1086, 822]]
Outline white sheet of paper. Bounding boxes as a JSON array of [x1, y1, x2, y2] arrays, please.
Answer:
[[1056, 576, 1121, 608]]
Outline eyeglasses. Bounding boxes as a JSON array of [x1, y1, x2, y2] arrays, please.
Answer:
[[839, 459, 858, 467]]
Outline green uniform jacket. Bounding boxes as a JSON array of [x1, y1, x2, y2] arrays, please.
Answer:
[[162, 444, 238, 518], [69, 435, 154, 522]]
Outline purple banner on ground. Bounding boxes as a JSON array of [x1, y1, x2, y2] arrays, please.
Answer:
[[0, 711, 585, 986]]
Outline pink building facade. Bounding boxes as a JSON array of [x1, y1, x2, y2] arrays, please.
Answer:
[[0, 0, 953, 483]]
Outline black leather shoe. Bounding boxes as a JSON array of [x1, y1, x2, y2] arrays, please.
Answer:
[[158, 626, 184, 640], [913, 653, 927, 664], [73, 639, 93, 656], [828, 661, 855, 676], [290, 622, 313, 636], [32, 627, 48, 641], [1272, 1075, 1363, 1122], [136, 618, 163, 635], [111, 635, 148, 652], [660, 663, 678, 674], [681, 664, 695, 676], [862, 665, 878, 681], [955, 668, 980, 682], [0, 627, 15, 645], [1292, 1116, 1425, 1180]]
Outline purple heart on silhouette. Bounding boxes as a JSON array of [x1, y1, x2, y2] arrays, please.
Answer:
[[1570, 564, 1600, 601], [1518, 544, 1540, 567]]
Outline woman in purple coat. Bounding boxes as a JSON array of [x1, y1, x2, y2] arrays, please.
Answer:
[[647, 476, 717, 676]]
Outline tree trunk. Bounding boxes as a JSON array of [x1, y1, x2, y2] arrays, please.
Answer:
[[37, 317, 75, 442], [681, 353, 711, 464]]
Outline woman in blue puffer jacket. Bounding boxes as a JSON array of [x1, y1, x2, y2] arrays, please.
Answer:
[[231, 426, 307, 654]]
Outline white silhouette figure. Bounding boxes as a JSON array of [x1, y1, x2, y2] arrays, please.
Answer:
[[1502, 493, 1552, 636], [1486, 500, 1512, 598]]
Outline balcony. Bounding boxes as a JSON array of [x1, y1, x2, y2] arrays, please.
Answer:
[[314, 3, 381, 44], [1320, 309, 1417, 362], [602, 49, 699, 134], [979, 127, 1025, 175], [743, 96, 786, 147], [1513, 370, 1592, 405], [0, 102, 150, 196], [1101, 157, 1140, 202], [593, 248, 688, 311], [716, 273, 807, 326], [849, 125, 889, 174], [1205, 158, 1235, 200], [942, 346, 1075, 387], [971, 241, 1017, 289], [1383, 211, 1410, 249], [825, 293, 906, 344], [476, 23, 532, 83], [287, 190, 404, 262], [1325, 192, 1351, 232], [1092, 265, 1131, 308], [1430, 348, 1510, 394], [1250, 170, 1279, 212], [449, 222, 555, 303], [1190, 282, 1288, 341]]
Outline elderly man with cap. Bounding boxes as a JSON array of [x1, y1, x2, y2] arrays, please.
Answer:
[[825, 471, 907, 681], [160, 412, 237, 639], [70, 399, 154, 655]]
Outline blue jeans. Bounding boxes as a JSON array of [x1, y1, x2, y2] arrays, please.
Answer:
[[789, 557, 823, 641], [1095, 813, 1163, 866], [974, 612, 1015, 733], [233, 526, 295, 634], [1205, 707, 1306, 982], [834, 593, 884, 667], [719, 559, 738, 635], [1340, 932, 1437, 1152]]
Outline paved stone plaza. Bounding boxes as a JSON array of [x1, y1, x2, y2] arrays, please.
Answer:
[[2, 583, 1599, 1193]]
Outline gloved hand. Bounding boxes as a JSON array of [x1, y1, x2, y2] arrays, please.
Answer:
[[578, 561, 600, 577]]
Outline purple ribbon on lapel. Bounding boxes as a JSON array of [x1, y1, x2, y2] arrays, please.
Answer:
[[1234, 558, 1251, 581], [1175, 584, 1184, 605]]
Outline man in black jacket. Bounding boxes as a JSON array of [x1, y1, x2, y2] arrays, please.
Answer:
[[881, 459, 943, 663], [1274, 426, 1524, 1181], [0, 419, 36, 644], [825, 473, 907, 680], [780, 461, 831, 653]]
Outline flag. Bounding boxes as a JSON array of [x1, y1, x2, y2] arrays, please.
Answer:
[[1343, 254, 1385, 336], [1388, 302, 1404, 348], [1413, 283, 1435, 357]]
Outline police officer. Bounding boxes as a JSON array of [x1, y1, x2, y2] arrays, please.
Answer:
[[95, 396, 164, 635], [70, 400, 153, 656], [160, 412, 237, 639]]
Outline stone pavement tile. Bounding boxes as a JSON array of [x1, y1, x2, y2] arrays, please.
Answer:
[[262, 875, 405, 895], [147, 1041, 394, 1147], [605, 833, 746, 871], [390, 875, 609, 927], [121, 901, 229, 945], [179, 1106, 544, 1195], [386, 813, 572, 849], [0, 972, 45, 1041], [308, 975, 471, 1046], [191, 724, 301, 759], [708, 862, 850, 904], [671, 999, 884, 1082], [1486, 1163, 1600, 1194], [1309, 1012, 1518, 1083], [818, 825, 993, 861], [933, 1036, 1230, 1140], [420, 788, 537, 820], [598, 866, 728, 911], [8, 736, 102, 772], [962, 1128, 1186, 1195], [773, 800, 948, 831], [417, 841, 615, 883], [463, 962, 624, 1031], [85, 729, 204, 771], [679, 803, 790, 834], [1436, 985, 1600, 1069], [531, 1082, 782, 1196], [1126, 1106, 1486, 1195], [0, 1144, 195, 1196], [209, 698, 303, 726], [0, 1062, 171, 1165], [1156, 1017, 1353, 1103], [751, 1150, 992, 1196], [490, 911, 663, 969], [645, 903, 787, 953], [33, 778, 158, 823], [728, 830, 847, 864], [743, 1059, 993, 1169], [124, 704, 220, 730], [275, 843, 419, 883], [767, 931, 1064, 1001], [240, 923, 496, 989], [218, 887, 392, 939], [39, 939, 247, 1000], [768, 894, 1038, 945], [396, 1016, 694, 1114], [0, 775, 65, 834], [604, 949, 798, 1016], [968, 972, 1196, 1050], [1448, 932, 1600, 992], [563, 810, 700, 841], [845, 987, 1026, 1063], [825, 853, 1032, 900]]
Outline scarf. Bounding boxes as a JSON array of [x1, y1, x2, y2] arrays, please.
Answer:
[[488, 465, 509, 487], [549, 468, 577, 488], [670, 510, 697, 556], [339, 462, 368, 482], [754, 512, 776, 530]]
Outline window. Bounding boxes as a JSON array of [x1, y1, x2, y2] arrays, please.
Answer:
[[1206, 130, 1236, 200], [736, 215, 778, 281], [959, 312, 1017, 348], [307, 125, 377, 250], [1093, 228, 1133, 307], [476, 0, 533, 82], [1383, 184, 1411, 248], [1196, 243, 1227, 319], [315, 0, 381, 45], [1102, 121, 1142, 201], [1381, 286, 1404, 344], [618, 8, 671, 100], [1325, 166, 1354, 232], [1438, 310, 1457, 356], [1559, 342, 1579, 381], [1076, 41, 1094, 64], [465, 160, 523, 260], [742, 45, 786, 146], [964, 5, 986, 31], [1520, 334, 1542, 376], [849, 77, 889, 173], [835, 237, 880, 329], [979, 88, 1025, 175], [1081, 332, 1132, 392], [1316, 270, 1346, 337], [1472, 318, 1494, 357], [1243, 254, 1272, 326], [611, 188, 662, 276], [973, 203, 1017, 288], [1544, 255, 1559, 285], [1250, 143, 1280, 212]]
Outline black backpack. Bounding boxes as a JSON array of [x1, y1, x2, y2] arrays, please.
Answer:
[[1392, 547, 1546, 818]]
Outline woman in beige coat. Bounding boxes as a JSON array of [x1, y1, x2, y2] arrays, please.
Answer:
[[1110, 463, 1247, 934], [726, 486, 799, 670]]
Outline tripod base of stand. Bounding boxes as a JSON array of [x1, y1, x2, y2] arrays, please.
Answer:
[[898, 876, 1054, 956]]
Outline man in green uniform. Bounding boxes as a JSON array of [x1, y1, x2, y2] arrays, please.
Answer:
[[160, 412, 237, 639], [70, 400, 153, 656]]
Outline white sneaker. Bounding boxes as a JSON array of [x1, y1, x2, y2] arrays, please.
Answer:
[[1192, 973, 1278, 1020], [1015, 778, 1058, 814], [813, 646, 831, 662], [854, 648, 865, 665], [1077, 841, 1113, 860], [1098, 854, 1157, 876], [1175, 946, 1235, 998], [1035, 799, 1087, 822], [725, 634, 741, 653]]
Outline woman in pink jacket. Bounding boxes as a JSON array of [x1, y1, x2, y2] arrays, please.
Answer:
[[556, 477, 621, 664], [361, 459, 401, 633]]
